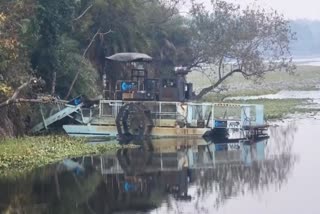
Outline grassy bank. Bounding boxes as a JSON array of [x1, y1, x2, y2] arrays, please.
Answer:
[[0, 136, 120, 176], [232, 99, 313, 120], [204, 96, 315, 119], [188, 65, 320, 119], [188, 65, 320, 95]]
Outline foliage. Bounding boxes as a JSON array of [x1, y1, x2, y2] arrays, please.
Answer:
[[1, 0, 297, 99], [72, 0, 191, 79], [0, 136, 120, 176], [0, 83, 13, 97], [0, 0, 35, 87], [189, 0, 296, 98], [0, 0, 298, 137], [31, 0, 77, 92], [55, 36, 100, 98]]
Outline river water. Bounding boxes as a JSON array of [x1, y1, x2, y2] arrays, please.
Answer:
[[0, 119, 319, 214], [226, 90, 320, 102], [294, 56, 320, 66]]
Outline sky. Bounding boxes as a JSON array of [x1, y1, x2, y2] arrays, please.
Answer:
[[182, 0, 320, 20]]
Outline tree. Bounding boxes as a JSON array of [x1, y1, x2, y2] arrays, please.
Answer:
[[31, 0, 77, 92], [0, 0, 35, 87], [189, 0, 296, 99], [0, 0, 37, 137], [137, 0, 193, 76], [70, 0, 192, 87]]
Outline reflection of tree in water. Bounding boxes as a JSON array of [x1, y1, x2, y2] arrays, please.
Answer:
[[193, 123, 299, 210], [267, 122, 297, 157], [0, 141, 164, 214], [0, 124, 299, 213], [0, 163, 102, 214]]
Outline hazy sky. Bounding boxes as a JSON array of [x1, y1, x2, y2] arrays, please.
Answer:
[[183, 0, 320, 20]]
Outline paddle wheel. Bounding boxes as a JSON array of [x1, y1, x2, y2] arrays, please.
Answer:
[[116, 103, 153, 143]]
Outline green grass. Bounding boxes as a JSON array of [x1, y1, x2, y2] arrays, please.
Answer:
[[202, 89, 277, 102], [0, 136, 121, 176], [188, 65, 320, 94], [235, 99, 312, 120], [188, 65, 320, 119], [220, 99, 314, 120]]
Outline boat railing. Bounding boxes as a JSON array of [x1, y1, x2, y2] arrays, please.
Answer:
[[97, 100, 265, 128]]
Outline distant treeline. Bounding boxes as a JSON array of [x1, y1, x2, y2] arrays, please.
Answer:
[[291, 20, 320, 56]]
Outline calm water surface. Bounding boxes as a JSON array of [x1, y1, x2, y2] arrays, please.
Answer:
[[1, 119, 320, 214]]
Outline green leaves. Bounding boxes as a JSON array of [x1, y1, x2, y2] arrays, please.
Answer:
[[190, 0, 296, 98], [0, 136, 120, 176]]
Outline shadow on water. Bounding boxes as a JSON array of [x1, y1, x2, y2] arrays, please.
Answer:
[[0, 126, 298, 214]]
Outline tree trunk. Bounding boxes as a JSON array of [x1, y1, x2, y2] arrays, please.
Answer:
[[195, 85, 216, 100], [0, 107, 15, 137], [195, 69, 241, 100], [51, 72, 56, 95], [65, 29, 112, 100], [0, 78, 36, 108], [0, 78, 66, 108]]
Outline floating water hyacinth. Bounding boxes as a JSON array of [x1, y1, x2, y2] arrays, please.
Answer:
[[0, 136, 121, 176]]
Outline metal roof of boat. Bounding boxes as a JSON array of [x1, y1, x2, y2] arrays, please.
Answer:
[[106, 52, 152, 62]]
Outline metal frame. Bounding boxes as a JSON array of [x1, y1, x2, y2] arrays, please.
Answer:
[[97, 100, 264, 129]]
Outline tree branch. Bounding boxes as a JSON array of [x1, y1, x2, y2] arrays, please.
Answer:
[[73, 4, 93, 21], [218, 56, 224, 80], [187, 57, 206, 70], [0, 98, 67, 108], [64, 29, 113, 100], [195, 68, 242, 99], [0, 78, 67, 108], [51, 72, 56, 95], [82, 29, 101, 58], [0, 78, 35, 108], [199, 70, 215, 85]]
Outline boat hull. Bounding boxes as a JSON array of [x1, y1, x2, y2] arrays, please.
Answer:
[[63, 124, 209, 138], [63, 125, 118, 138]]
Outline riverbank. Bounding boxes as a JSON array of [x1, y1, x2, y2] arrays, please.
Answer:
[[203, 97, 319, 120], [189, 64, 320, 120], [188, 65, 320, 94], [0, 136, 120, 176]]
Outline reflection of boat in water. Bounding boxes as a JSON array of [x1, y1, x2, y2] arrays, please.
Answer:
[[82, 136, 295, 213], [97, 137, 269, 176], [31, 52, 268, 140], [0, 134, 298, 214]]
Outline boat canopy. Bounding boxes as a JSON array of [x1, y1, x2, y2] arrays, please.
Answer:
[[106, 52, 152, 62]]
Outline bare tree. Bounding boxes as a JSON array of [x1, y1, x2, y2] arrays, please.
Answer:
[[189, 0, 296, 99]]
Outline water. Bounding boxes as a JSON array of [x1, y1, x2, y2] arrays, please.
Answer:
[[293, 56, 320, 66], [225, 90, 320, 110], [1, 119, 320, 214], [226, 90, 320, 102]]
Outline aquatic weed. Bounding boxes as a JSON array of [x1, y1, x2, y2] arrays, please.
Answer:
[[0, 136, 120, 176]]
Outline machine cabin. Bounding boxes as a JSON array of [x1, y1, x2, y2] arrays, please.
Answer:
[[103, 52, 193, 102]]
